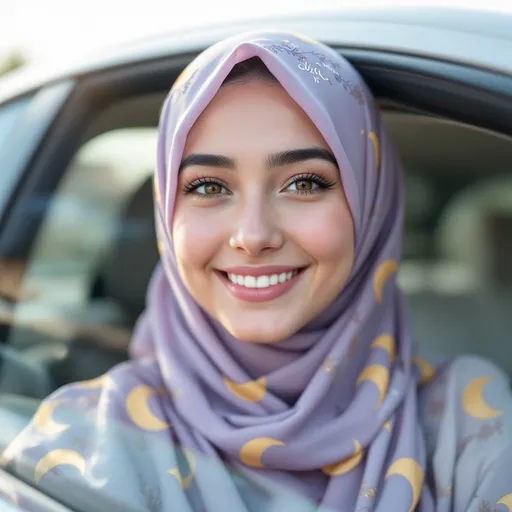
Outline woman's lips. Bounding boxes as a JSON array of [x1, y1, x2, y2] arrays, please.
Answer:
[[216, 267, 306, 302]]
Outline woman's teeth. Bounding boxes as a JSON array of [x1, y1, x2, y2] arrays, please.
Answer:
[[227, 270, 299, 288]]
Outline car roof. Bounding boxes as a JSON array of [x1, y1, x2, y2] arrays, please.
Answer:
[[1, 5, 512, 103]]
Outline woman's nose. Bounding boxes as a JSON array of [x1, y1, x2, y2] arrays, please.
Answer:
[[229, 200, 284, 256]]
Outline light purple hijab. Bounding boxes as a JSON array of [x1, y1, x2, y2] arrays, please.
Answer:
[[3, 32, 512, 512]]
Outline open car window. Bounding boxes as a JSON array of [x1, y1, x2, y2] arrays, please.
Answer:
[[0, 97, 32, 152], [8, 128, 157, 347]]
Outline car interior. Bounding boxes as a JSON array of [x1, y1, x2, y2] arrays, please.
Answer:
[[0, 48, 512, 457]]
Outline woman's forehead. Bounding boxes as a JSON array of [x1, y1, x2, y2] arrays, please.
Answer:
[[183, 80, 331, 158]]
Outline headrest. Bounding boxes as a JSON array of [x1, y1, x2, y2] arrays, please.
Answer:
[[102, 176, 159, 321], [437, 176, 512, 289]]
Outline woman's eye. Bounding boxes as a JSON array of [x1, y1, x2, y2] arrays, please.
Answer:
[[195, 183, 226, 196], [189, 181, 229, 196], [286, 179, 319, 193]]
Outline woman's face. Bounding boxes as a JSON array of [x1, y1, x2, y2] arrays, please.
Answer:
[[173, 80, 355, 343]]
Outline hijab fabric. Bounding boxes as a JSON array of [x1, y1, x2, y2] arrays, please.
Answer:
[[3, 32, 512, 512]]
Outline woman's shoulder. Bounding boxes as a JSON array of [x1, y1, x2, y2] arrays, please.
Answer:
[[418, 354, 512, 507], [0, 358, 167, 497], [420, 353, 512, 468], [426, 353, 511, 405], [52, 356, 163, 399]]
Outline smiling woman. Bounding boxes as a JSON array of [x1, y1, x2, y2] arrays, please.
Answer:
[[173, 65, 354, 343], [3, 31, 512, 512]]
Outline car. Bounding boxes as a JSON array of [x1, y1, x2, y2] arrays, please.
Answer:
[[0, 5, 511, 510]]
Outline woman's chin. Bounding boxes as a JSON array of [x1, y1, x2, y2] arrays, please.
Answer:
[[220, 313, 301, 344]]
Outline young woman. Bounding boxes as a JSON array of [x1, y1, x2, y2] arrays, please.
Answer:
[[3, 31, 512, 512]]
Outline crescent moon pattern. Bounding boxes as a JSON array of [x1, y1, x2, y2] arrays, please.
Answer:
[[368, 132, 380, 170], [385, 458, 424, 512], [33, 400, 70, 436], [168, 450, 196, 489], [173, 65, 195, 89], [412, 356, 436, 385], [174, 54, 210, 90], [78, 374, 109, 389], [383, 421, 392, 432], [357, 364, 389, 406], [373, 260, 399, 303], [35, 449, 86, 484], [157, 240, 165, 255], [322, 439, 363, 476], [223, 376, 267, 402], [497, 494, 512, 510], [371, 334, 396, 362], [239, 438, 285, 468], [126, 385, 169, 431], [462, 376, 503, 420]]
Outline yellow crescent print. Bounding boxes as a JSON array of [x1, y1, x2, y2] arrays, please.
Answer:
[[223, 376, 267, 402], [412, 356, 436, 385], [35, 449, 86, 484], [385, 458, 424, 512], [383, 421, 392, 432], [462, 376, 503, 420], [173, 63, 197, 90], [357, 364, 389, 406], [322, 440, 363, 476], [373, 260, 399, 303], [497, 494, 512, 511], [371, 334, 396, 362], [126, 385, 169, 431], [33, 400, 70, 436], [172, 46, 217, 90], [78, 374, 109, 389], [168, 450, 196, 489], [239, 438, 285, 468], [368, 132, 380, 170]]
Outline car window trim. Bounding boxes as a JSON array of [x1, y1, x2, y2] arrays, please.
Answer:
[[0, 81, 74, 226]]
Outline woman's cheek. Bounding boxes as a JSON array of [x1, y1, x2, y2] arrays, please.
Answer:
[[173, 207, 228, 271], [285, 201, 354, 263]]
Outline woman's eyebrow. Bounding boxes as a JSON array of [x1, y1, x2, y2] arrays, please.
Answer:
[[179, 147, 337, 172], [179, 154, 235, 172], [266, 148, 338, 169]]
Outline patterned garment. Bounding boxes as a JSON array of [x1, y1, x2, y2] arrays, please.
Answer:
[[2, 32, 512, 512]]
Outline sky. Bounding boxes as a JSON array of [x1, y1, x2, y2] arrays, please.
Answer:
[[1, 0, 512, 65]]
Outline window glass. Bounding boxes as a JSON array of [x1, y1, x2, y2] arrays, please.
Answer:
[[0, 96, 32, 153], [0, 96, 35, 335], [8, 128, 157, 353]]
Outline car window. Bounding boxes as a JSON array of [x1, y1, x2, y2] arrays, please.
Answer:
[[7, 128, 157, 360], [0, 97, 32, 153]]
